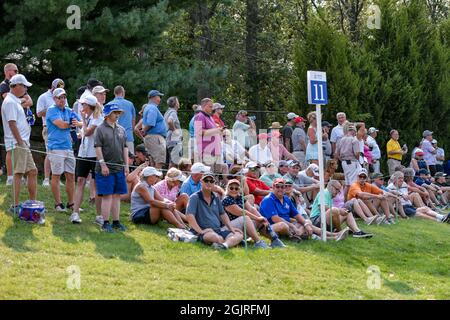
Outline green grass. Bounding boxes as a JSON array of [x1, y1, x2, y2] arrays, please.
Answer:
[[0, 182, 449, 299]]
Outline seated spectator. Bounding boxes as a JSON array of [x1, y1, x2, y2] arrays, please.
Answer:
[[310, 180, 373, 238], [222, 129, 248, 166], [283, 161, 320, 205], [278, 160, 289, 176], [387, 171, 449, 223], [260, 162, 283, 188], [122, 159, 149, 202], [403, 168, 434, 208], [131, 144, 148, 169], [249, 133, 273, 166], [259, 178, 314, 241], [268, 131, 297, 165], [371, 172, 403, 219], [324, 159, 338, 183], [414, 169, 445, 207], [186, 173, 244, 250], [222, 179, 285, 248], [177, 158, 192, 174], [245, 161, 271, 206], [409, 149, 428, 175], [154, 168, 189, 216], [433, 172, 450, 204], [180, 162, 224, 197], [130, 167, 186, 228], [347, 168, 395, 224]]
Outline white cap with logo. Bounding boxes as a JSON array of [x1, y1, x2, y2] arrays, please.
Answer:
[[191, 163, 211, 174], [142, 167, 163, 177], [10, 74, 32, 87]]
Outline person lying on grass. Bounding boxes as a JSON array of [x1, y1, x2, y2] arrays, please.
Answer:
[[186, 173, 243, 250], [310, 180, 373, 239], [130, 166, 186, 228], [222, 179, 286, 249], [387, 171, 450, 223]]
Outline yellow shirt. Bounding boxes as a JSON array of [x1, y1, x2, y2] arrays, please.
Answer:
[[387, 139, 402, 160]]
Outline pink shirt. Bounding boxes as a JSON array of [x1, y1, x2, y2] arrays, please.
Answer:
[[194, 111, 221, 157], [154, 180, 179, 202]]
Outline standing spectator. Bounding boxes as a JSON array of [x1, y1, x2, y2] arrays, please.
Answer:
[[322, 121, 333, 164], [421, 130, 437, 176], [291, 116, 307, 167], [1, 74, 37, 213], [72, 95, 103, 224], [249, 133, 273, 166], [335, 123, 361, 189], [268, 131, 297, 165], [46, 88, 82, 212], [305, 111, 322, 165], [164, 96, 182, 166], [142, 89, 167, 169], [37, 78, 65, 186], [188, 104, 202, 160], [186, 173, 244, 250], [386, 129, 407, 176], [281, 113, 298, 152], [94, 102, 129, 232], [92, 85, 108, 106], [111, 85, 136, 154], [212, 102, 225, 128], [330, 112, 347, 157], [80, 78, 102, 102], [233, 110, 256, 150], [366, 127, 381, 173], [1, 64, 33, 186], [433, 139, 445, 173]]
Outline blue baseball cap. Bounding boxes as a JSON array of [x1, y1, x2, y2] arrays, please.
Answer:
[[148, 89, 164, 98], [103, 103, 123, 117], [418, 169, 430, 176]]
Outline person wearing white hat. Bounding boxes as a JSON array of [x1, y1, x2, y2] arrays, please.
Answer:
[[421, 130, 437, 176], [130, 166, 186, 228], [366, 127, 381, 173], [212, 102, 225, 128], [1, 73, 37, 213], [154, 167, 189, 217], [432, 139, 445, 173]]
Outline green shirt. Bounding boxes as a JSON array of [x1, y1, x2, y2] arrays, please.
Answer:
[[260, 173, 282, 188], [310, 189, 333, 219]]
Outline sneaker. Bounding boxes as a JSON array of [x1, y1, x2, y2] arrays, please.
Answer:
[[66, 203, 74, 212], [270, 238, 286, 248], [388, 217, 396, 225], [212, 242, 228, 250], [94, 215, 104, 227], [254, 240, 270, 249], [366, 216, 378, 225], [42, 179, 50, 187], [55, 203, 67, 212], [101, 223, 114, 233], [70, 213, 82, 224], [6, 177, 13, 186], [8, 205, 20, 215], [112, 222, 127, 232], [376, 216, 385, 225], [311, 234, 321, 240], [352, 230, 373, 238], [383, 219, 391, 225], [442, 213, 450, 224], [336, 227, 350, 241]]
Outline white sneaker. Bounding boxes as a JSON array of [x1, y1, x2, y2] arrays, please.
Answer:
[[336, 227, 350, 241], [70, 213, 82, 224], [55, 203, 67, 212], [366, 216, 378, 225], [94, 215, 104, 226], [375, 216, 385, 225], [42, 179, 50, 186], [6, 177, 13, 186]]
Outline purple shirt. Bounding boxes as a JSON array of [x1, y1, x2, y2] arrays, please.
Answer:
[[422, 139, 436, 165], [154, 180, 179, 202], [194, 111, 221, 157]]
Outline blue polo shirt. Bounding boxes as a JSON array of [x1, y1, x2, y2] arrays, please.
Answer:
[[46, 105, 80, 151], [180, 176, 201, 196], [414, 177, 431, 186], [260, 193, 299, 225], [142, 102, 167, 137], [112, 97, 136, 142]]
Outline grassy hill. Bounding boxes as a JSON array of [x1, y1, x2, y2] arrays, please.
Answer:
[[0, 182, 449, 299]]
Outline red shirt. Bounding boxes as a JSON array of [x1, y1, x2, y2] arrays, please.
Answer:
[[212, 114, 225, 128], [246, 175, 271, 205]]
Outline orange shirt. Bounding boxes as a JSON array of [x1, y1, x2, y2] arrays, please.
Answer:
[[347, 182, 383, 200]]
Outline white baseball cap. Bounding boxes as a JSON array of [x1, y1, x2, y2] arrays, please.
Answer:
[[53, 88, 67, 98], [245, 161, 260, 169], [80, 95, 98, 106], [212, 103, 225, 110], [92, 86, 109, 94], [287, 112, 299, 120], [10, 74, 32, 87], [368, 127, 379, 134], [142, 167, 162, 177], [307, 163, 320, 176], [191, 162, 211, 174]]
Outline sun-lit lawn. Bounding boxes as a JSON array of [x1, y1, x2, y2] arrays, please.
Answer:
[[0, 181, 449, 299]]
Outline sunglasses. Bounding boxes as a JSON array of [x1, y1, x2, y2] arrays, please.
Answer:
[[274, 184, 286, 189], [359, 175, 367, 179], [228, 187, 240, 191], [285, 184, 293, 187], [203, 179, 215, 184]]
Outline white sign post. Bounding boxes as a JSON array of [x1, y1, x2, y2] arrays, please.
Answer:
[[307, 71, 328, 241]]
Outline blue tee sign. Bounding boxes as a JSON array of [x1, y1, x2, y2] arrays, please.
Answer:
[[307, 71, 328, 105]]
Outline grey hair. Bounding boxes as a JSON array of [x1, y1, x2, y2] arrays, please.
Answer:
[[391, 171, 404, 182], [167, 96, 179, 109]]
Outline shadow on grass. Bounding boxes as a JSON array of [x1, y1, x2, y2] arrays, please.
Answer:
[[383, 279, 416, 295], [50, 212, 144, 263], [2, 215, 39, 252]]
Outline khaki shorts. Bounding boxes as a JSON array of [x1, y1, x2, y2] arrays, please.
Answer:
[[342, 160, 362, 186], [387, 158, 401, 176], [48, 149, 76, 175], [144, 134, 166, 165], [12, 144, 37, 175], [229, 216, 257, 231]]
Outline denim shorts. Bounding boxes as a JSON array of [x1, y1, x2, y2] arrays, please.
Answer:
[[191, 228, 232, 243], [403, 204, 416, 217], [95, 170, 128, 196], [131, 207, 151, 224]]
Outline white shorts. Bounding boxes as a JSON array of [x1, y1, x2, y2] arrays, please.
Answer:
[[342, 160, 361, 186], [48, 149, 76, 175]]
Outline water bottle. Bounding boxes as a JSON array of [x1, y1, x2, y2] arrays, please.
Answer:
[[248, 115, 256, 121], [25, 108, 35, 126], [69, 112, 78, 143]]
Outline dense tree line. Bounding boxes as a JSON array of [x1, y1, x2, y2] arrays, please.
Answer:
[[0, 0, 448, 165]]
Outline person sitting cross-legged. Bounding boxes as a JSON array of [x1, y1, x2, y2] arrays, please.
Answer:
[[310, 180, 373, 238], [186, 173, 244, 250], [130, 167, 186, 228], [222, 179, 286, 249]]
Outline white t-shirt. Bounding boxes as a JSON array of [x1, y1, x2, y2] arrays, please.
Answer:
[[387, 182, 412, 206], [78, 115, 104, 158], [366, 135, 381, 160], [249, 144, 273, 165], [222, 140, 246, 164], [330, 124, 344, 144], [1, 92, 31, 151], [36, 90, 54, 124]]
